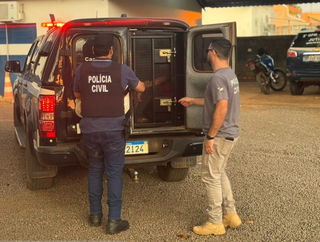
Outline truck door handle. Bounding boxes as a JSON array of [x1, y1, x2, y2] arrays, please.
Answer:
[[162, 50, 176, 55], [165, 100, 177, 104], [160, 98, 177, 106], [159, 48, 176, 63]]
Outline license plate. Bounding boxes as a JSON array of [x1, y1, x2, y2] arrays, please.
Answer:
[[303, 55, 320, 62], [125, 141, 148, 155]]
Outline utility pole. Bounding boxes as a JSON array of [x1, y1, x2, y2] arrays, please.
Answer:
[[4, 22, 9, 62]]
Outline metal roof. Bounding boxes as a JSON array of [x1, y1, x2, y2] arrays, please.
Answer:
[[196, 0, 319, 8]]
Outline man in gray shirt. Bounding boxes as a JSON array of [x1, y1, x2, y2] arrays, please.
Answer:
[[179, 37, 241, 236]]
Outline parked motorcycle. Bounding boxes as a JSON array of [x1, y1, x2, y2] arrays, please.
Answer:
[[246, 53, 287, 94]]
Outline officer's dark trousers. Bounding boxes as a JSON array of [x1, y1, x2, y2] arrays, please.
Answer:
[[83, 130, 125, 220]]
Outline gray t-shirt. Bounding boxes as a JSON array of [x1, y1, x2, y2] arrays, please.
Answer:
[[203, 67, 240, 138]]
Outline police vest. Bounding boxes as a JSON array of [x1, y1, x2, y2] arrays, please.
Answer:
[[80, 61, 124, 117]]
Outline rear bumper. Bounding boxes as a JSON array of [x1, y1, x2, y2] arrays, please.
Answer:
[[287, 70, 320, 82], [34, 135, 204, 167], [125, 136, 204, 166], [287, 76, 320, 82], [36, 145, 80, 166]]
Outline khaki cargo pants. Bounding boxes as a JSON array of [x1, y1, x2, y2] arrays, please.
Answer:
[[201, 136, 239, 224]]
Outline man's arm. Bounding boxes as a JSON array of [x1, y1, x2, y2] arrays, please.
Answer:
[[74, 92, 81, 99], [73, 65, 82, 99], [178, 97, 204, 107], [134, 81, 146, 93], [205, 99, 228, 154], [207, 99, 228, 138]]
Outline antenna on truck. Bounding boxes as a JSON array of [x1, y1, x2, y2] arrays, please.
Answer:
[[49, 14, 55, 23]]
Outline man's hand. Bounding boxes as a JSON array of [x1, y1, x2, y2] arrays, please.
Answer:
[[74, 92, 81, 99], [144, 80, 153, 88], [204, 139, 214, 154], [179, 97, 204, 107], [178, 97, 194, 107], [136, 92, 142, 102]]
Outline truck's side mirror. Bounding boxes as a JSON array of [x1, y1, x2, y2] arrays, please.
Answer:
[[5, 60, 21, 73]]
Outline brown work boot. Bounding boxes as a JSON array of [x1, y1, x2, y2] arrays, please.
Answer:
[[193, 222, 226, 236], [222, 213, 242, 228]]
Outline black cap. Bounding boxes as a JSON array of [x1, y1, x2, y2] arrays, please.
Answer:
[[94, 33, 113, 49]]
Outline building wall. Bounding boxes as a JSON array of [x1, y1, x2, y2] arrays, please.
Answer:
[[108, 0, 202, 26], [202, 6, 273, 37], [19, 0, 109, 36], [301, 12, 320, 28], [272, 5, 309, 35], [0, 23, 36, 96], [252, 6, 274, 36], [203, 7, 253, 36]]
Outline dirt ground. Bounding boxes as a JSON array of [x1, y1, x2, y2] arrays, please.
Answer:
[[0, 81, 320, 241], [239, 81, 320, 107]]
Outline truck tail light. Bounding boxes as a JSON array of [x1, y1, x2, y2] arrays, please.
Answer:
[[39, 95, 56, 138], [287, 50, 297, 58]]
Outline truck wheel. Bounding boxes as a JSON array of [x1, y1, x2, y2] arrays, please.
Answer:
[[26, 135, 56, 190], [290, 81, 304, 95], [157, 162, 189, 182]]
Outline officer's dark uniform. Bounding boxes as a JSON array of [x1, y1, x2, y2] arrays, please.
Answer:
[[73, 33, 140, 233], [80, 62, 123, 117]]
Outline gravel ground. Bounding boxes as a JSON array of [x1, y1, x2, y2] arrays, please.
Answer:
[[0, 82, 320, 242]]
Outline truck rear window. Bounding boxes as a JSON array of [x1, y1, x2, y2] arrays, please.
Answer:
[[73, 34, 121, 69], [292, 32, 320, 48], [193, 33, 223, 72]]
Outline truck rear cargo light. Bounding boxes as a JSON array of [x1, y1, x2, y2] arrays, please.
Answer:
[[287, 50, 297, 58], [39, 95, 56, 138]]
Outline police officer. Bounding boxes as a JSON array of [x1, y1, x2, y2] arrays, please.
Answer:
[[73, 33, 145, 234], [179, 38, 241, 236]]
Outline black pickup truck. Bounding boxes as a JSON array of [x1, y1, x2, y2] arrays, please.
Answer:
[[5, 17, 236, 190]]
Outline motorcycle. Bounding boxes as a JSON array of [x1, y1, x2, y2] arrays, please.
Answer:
[[246, 54, 287, 94]]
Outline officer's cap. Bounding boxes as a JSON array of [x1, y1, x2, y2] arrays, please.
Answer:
[[94, 33, 113, 49]]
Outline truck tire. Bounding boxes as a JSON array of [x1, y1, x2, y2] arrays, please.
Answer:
[[157, 162, 189, 182], [26, 134, 56, 190], [290, 81, 304, 95]]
